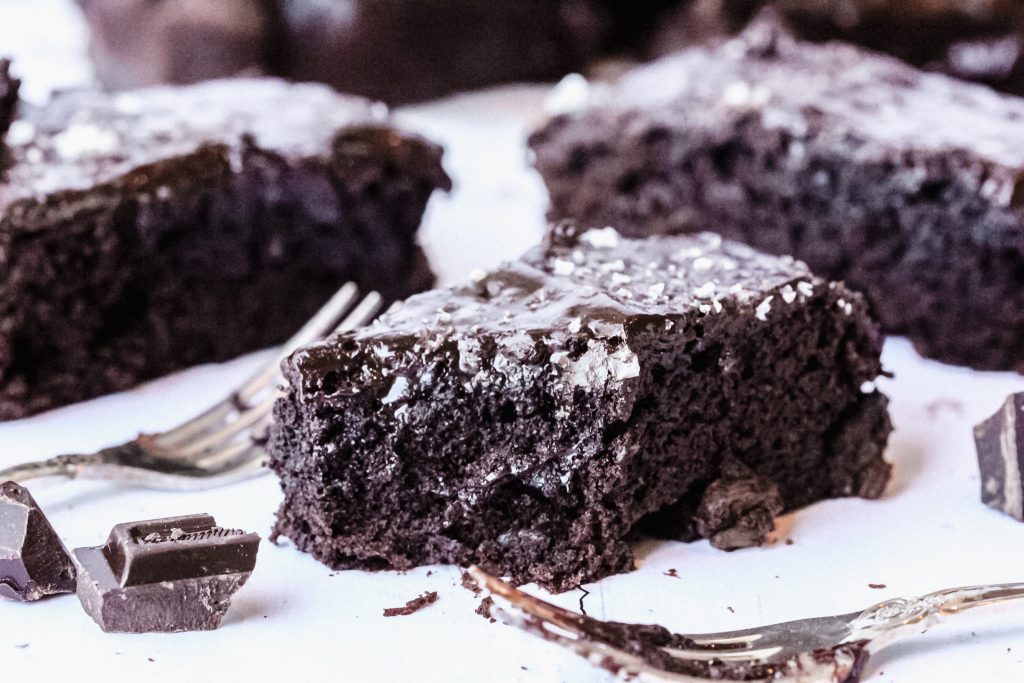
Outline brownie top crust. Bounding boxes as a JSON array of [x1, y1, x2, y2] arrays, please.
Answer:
[[564, 17, 1024, 200], [0, 78, 446, 210], [288, 225, 823, 394]]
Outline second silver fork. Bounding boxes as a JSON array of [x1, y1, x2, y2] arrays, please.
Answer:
[[470, 566, 1024, 682], [0, 282, 383, 490]]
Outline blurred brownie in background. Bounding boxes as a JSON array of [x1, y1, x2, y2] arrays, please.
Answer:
[[75, 0, 280, 89], [530, 16, 1024, 371], [652, 1, 1024, 96], [277, 0, 606, 103], [0, 78, 449, 420], [75, 0, 614, 103]]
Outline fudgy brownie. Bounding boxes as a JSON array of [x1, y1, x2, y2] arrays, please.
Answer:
[[277, 0, 607, 104], [0, 59, 18, 144], [75, 0, 610, 103], [269, 225, 891, 590], [530, 17, 1024, 371], [651, 1, 1024, 96], [75, 0, 280, 90], [0, 78, 449, 420]]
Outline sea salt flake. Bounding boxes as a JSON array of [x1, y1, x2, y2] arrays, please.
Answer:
[[780, 284, 797, 304], [692, 256, 714, 272], [579, 226, 620, 248], [694, 281, 716, 298], [755, 296, 774, 321], [553, 259, 576, 276]]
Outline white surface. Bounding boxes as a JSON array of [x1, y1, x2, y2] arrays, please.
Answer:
[[2, 2, 1024, 681]]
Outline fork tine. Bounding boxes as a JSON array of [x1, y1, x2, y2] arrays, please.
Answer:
[[332, 291, 383, 334], [153, 282, 361, 449], [163, 394, 278, 459]]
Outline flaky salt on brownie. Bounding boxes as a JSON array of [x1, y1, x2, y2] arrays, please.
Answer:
[[269, 224, 890, 590], [531, 16, 1024, 372], [0, 78, 450, 420]]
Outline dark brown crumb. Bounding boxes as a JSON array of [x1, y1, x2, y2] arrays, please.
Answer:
[[14, 644, 29, 649], [868, 583, 887, 589], [664, 568, 680, 578], [426, 570, 433, 577], [382, 591, 439, 617], [785, 538, 794, 545], [147, 658, 155, 663], [476, 596, 496, 623], [925, 399, 965, 419], [460, 571, 482, 596], [727, 606, 735, 613]]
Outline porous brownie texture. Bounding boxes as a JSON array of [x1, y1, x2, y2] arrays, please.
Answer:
[[270, 225, 890, 590], [531, 17, 1024, 371], [0, 78, 449, 420]]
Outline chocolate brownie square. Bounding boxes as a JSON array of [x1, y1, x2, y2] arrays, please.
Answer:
[[530, 16, 1024, 371], [650, 1, 1024, 96], [75, 0, 279, 90], [269, 225, 890, 590], [0, 78, 449, 420]]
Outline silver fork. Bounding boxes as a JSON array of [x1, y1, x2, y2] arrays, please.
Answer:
[[0, 283, 382, 490], [468, 566, 1024, 682]]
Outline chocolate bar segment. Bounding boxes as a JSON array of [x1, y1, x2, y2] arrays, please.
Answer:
[[0, 77, 448, 420], [0, 481, 76, 601], [269, 225, 890, 590], [75, 514, 259, 633], [530, 16, 1024, 371], [974, 393, 1024, 522]]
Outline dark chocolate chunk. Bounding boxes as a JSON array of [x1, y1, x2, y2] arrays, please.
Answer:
[[694, 461, 784, 551], [0, 78, 448, 420], [974, 393, 1024, 522], [74, 514, 259, 633], [269, 225, 890, 591], [531, 14, 1024, 371], [382, 591, 439, 618], [0, 481, 76, 602]]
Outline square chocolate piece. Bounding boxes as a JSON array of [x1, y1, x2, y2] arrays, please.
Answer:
[[975, 393, 1024, 522], [74, 514, 259, 633], [269, 225, 891, 590]]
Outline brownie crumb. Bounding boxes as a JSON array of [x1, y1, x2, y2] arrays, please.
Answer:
[[460, 571, 482, 596], [727, 606, 735, 613], [476, 596, 496, 623], [382, 591, 439, 617], [784, 538, 794, 545], [695, 461, 785, 551], [925, 399, 965, 419], [868, 583, 887, 590], [663, 568, 679, 579]]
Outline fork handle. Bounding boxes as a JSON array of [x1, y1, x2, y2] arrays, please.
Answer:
[[0, 453, 102, 483], [849, 581, 1024, 650]]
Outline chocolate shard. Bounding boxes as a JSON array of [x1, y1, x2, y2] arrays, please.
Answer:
[[0, 481, 77, 601], [694, 461, 785, 551], [974, 393, 1024, 522], [74, 514, 259, 633]]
